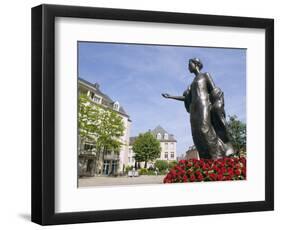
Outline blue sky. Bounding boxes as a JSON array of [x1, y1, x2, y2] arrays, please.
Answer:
[[78, 42, 246, 156]]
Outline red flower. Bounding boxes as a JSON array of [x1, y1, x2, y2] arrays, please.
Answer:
[[197, 173, 204, 181], [189, 174, 196, 182], [163, 157, 246, 184], [242, 168, 246, 177], [202, 163, 210, 171], [234, 169, 241, 176], [209, 173, 217, 181], [221, 167, 227, 174], [215, 167, 221, 174], [240, 157, 246, 165], [227, 168, 234, 177], [170, 169, 176, 176], [179, 159, 186, 164], [217, 174, 223, 181]]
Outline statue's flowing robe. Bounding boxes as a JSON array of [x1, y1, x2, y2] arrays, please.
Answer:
[[184, 85, 234, 158]]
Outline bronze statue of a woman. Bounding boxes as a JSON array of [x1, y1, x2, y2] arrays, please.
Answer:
[[162, 58, 234, 159]]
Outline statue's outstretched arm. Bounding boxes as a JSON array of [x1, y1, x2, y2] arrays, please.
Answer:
[[162, 93, 185, 101]]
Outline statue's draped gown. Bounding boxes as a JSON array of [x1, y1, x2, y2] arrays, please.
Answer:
[[184, 73, 233, 159]]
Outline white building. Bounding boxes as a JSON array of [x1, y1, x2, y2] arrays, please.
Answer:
[[78, 78, 131, 176], [129, 126, 177, 167]]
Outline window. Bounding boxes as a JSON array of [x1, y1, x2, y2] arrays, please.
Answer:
[[113, 101, 119, 111], [170, 142, 174, 150], [88, 91, 101, 103], [165, 143, 168, 150], [84, 143, 94, 151], [89, 91, 94, 99], [164, 152, 168, 159], [170, 152, 175, 159], [103, 160, 110, 175], [164, 133, 168, 140], [93, 96, 101, 103], [157, 133, 161, 140]]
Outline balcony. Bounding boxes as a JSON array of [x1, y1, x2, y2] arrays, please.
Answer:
[[104, 153, 119, 161], [79, 150, 96, 157]]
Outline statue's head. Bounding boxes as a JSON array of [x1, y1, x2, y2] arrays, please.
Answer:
[[188, 58, 203, 74]]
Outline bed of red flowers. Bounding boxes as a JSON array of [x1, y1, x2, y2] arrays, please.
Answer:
[[163, 157, 246, 183]]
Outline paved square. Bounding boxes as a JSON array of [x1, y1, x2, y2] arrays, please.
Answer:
[[79, 175, 165, 187]]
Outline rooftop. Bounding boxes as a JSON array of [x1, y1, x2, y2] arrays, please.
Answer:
[[129, 125, 177, 145], [150, 125, 177, 142], [78, 78, 130, 118]]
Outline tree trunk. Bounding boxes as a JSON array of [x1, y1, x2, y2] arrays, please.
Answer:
[[144, 161, 147, 168], [95, 146, 102, 175]]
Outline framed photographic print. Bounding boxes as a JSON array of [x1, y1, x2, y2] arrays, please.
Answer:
[[31, 4, 274, 225]]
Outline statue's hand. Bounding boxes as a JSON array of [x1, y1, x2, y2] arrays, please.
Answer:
[[162, 93, 170, 98]]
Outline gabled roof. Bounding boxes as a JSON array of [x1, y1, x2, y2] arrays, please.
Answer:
[[78, 78, 129, 118], [150, 125, 177, 142], [130, 126, 177, 145], [151, 125, 167, 135]]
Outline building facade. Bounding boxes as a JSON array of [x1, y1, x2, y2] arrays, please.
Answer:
[[185, 145, 200, 160], [78, 78, 131, 176], [129, 126, 177, 167]]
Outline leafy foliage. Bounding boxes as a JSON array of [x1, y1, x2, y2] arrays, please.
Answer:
[[78, 93, 125, 173], [125, 165, 133, 173], [154, 160, 169, 171], [227, 115, 246, 154], [132, 132, 161, 168], [168, 160, 178, 169], [138, 168, 149, 175]]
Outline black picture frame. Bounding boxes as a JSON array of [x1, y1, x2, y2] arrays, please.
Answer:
[[31, 4, 274, 225]]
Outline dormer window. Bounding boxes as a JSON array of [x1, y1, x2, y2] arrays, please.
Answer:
[[157, 133, 161, 140], [164, 133, 168, 140], [88, 91, 102, 104], [89, 91, 94, 99], [113, 101, 120, 111]]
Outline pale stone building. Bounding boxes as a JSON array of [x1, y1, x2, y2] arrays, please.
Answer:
[[185, 145, 200, 160], [150, 125, 177, 161], [129, 126, 177, 168], [78, 78, 131, 176]]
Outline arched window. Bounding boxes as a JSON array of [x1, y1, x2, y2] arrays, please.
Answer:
[[164, 133, 168, 140], [157, 133, 161, 140]]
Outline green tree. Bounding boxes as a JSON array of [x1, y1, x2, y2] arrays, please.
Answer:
[[133, 132, 161, 168], [168, 160, 178, 169], [227, 115, 246, 154], [154, 160, 169, 171], [78, 93, 125, 174], [78, 94, 98, 141]]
